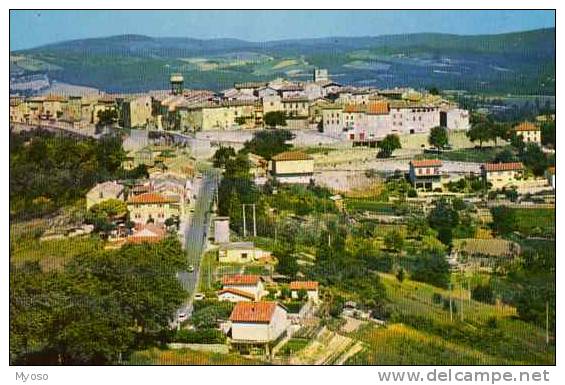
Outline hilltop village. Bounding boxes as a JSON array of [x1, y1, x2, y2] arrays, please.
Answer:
[[10, 68, 555, 365]]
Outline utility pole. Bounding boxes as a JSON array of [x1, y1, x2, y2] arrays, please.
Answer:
[[252, 204, 257, 237], [242, 204, 247, 237], [546, 300, 549, 345], [449, 282, 453, 323]]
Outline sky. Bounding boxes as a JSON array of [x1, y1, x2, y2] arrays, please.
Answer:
[[10, 10, 555, 50]]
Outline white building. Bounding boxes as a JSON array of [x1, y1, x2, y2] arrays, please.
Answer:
[[213, 216, 230, 244], [218, 288, 255, 303], [289, 281, 320, 302], [221, 275, 266, 301], [218, 242, 270, 264], [229, 302, 289, 343]]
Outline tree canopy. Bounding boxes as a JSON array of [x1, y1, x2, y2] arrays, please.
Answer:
[[377, 134, 401, 158], [242, 129, 294, 160]]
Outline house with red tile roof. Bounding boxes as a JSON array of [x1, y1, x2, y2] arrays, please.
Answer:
[[289, 281, 320, 302], [229, 301, 289, 344], [221, 275, 265, 301], [218, 288, 256, 303], [514, 122, 541, 145], [126, 192, 180, 225], [481, 162, 524, 189], [409, 159, 443, 191]]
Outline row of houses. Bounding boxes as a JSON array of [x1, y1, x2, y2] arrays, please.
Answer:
[[409, 159, 555, 191], [10, 70, 471, 136], [322, 99, 470, 143], [217, 275, 320, 347]]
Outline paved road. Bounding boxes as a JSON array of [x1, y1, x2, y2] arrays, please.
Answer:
[[174, 168, 220, 324]]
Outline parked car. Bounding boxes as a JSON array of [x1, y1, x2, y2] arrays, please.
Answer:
[[194, 293, 205, 301], [178, 312, 187, 321], [188, 265, 194, 272]]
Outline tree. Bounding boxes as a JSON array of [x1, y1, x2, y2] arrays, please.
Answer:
[[428, 126, 449, 152], [264, 111, 287, 128], [411, 253, 451, 289], [427, 198, 460, 247], [427, 87, 440, 95], [490, 206, 516, 236], [541, 120, 556, 148], [275, 249, 299, 278], [242, 130, 294, 160], [467, 114, 494, 148], [494, 148, 518, 163], [96, 109, 118, 128], [396, 268, 406, 283], [212, 146, 236, 168], [521, 143, 548, 176], [377, 134, 401, 158], [384, 229, 405, 252], [471, 283, 495, 304]]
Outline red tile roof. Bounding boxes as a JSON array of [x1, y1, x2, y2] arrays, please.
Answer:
[[221, 274, 261, 286], [271, 151, 313, 162], [218, 288, 256, 300], [514, 122, 540, 132], [367, 101, 389, 115], [229, 301, 279, 323], [289, 281, 319, 290], [482, 162, 524, 172], [410, 159, 443, 168], [127, 192, 178, 205]]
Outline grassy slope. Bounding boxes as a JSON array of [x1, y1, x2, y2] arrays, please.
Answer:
[[347, 273, 554, 365], [129, 347, 265, 365], [10, 230, 103, 272]]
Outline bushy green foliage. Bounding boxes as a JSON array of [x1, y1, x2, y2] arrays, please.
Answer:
[[10, 237, 186, 364], [242, 129, 294, 160], [471, 283, 496, 304], [173, 329, 226, 344], [263, 111, 287, 128], [410, 253, 451, 289], [377, 134, 401, 158], [10, 130, 143, 219], [428, 126, 449, 150]]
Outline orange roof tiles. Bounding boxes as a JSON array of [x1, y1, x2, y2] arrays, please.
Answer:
[[218, 288, 256, 300], [482, 162, 524, 172], [367, 101, 389, 115], [271, 151, 313, 162], [127, 192, 178, 205], [289, 281, 319, 290], [410, 159, 443, 168], [514, 122, 540, 132], [229, 301, 279, 323], [221, 274, 261, 286]]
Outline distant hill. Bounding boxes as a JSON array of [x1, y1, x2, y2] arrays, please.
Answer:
[[10, 28, 555, 94]]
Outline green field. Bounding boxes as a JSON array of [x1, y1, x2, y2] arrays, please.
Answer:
[[510, 208, 555, 237], [129, 348, 265, 365], [347, 273, 555, 365], [420, 146, 512, 163], [276, 338, 310, 356], [10, 233, 103, 271]]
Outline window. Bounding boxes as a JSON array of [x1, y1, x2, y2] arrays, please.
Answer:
[[241, 253, 248, 259]]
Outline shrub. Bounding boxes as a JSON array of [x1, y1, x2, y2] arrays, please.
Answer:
[[442, 298, 458, 314], [432, 293, 443, 304], [471, 283, 496, 304], [407, 189, 417, 198], [486, 317, 498, 329], [173, 328, 226, 344]]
